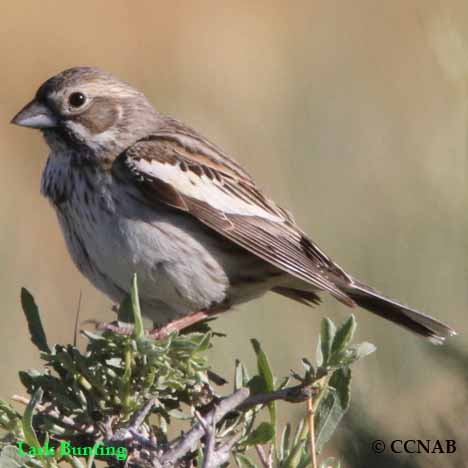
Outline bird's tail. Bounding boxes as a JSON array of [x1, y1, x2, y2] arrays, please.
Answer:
[[343, 280, 456, 345]]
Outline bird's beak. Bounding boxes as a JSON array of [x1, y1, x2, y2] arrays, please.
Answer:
[[11, 99, 57, 129]]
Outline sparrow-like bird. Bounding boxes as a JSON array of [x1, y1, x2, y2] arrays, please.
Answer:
[[12, 67, 455, 343]]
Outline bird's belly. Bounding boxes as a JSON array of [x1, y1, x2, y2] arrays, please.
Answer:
[[55, 199, 233, 323]]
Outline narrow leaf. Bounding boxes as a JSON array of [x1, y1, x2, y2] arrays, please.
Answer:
[[292, 419, 305, 448], [20, 288, 50, 353], [234, 359, 243, 391], [22, 388, 43, 450], [195, 449, 204, 468], [331, 315, 356, 357], [251, 339, 276, 426], [297, 452, 312, 468], [251, 340, 274, 392], [317, 318, 336, 367], [329, 367, 351, 413], [278, 423, 291, 461], [282, 437, 306, 468], [130, 274, 144, 340]]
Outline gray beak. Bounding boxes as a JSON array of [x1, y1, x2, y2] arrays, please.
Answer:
[[11, 99, 57, 129]]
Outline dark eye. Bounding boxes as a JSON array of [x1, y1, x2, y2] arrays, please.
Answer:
[[68, 92, 86, 108]]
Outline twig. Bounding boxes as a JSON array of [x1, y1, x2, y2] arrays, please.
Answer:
[[128, 397, 158, 431], [237, 383, 311, 411], [195, 411, 216, 468], [135, 383, 317, 467], [160, 388, 249, 466], [107, 398, 158, 452], [255, 444, 272, 468], [307, 396, 317, 468], [196, 410, 242, 468], [215, 433, 242, 462], [128, 428, 159, 450]]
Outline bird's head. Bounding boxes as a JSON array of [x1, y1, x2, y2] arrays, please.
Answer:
[[11, 67, 159, 157]]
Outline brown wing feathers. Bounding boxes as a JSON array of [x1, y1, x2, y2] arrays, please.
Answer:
[[118, 134, 356, 306], [115, 130, 456, 343]]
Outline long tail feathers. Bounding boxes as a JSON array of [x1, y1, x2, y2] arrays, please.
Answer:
[[344, 281, 456, 345]]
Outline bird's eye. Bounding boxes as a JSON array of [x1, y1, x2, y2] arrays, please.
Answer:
[[68, 92, 86, 108]]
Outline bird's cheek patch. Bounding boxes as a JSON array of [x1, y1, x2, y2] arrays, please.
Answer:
[[75, 98, 119, 135]]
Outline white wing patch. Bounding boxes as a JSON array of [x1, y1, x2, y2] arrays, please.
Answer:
[[134, 158, 284, 222]]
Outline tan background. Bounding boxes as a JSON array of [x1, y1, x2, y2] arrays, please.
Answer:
[[1, 1, 468, 465]]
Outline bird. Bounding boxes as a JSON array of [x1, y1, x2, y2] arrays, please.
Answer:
[[11, 66, 456, 344]]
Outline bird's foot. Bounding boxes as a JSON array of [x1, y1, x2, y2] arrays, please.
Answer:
[[84, 311, 210, 340], [83, 319, 134, 336]]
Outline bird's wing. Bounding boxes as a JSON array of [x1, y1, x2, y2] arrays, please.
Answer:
[[113, 126, 354, 306]]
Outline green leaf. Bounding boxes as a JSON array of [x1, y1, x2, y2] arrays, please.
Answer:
[[22, 387, 43, 450], [251, 339, 276, 426], [281, 437, 306, 468], [195, 448, 204, 468], [329, 367, 351, 413], [280, 420, 309, 468], [314, 368, 351, 453], [20, 288, 50, 353], [292, 419, 305, 448], [242, 422, 275, 446], [247, 375, 265, 396], [297, 452, 312, 468], [278, 423, 291, 461], [234, 359, 250, 391], [316, 318, 336, 367], [130, 274, 144, 340], [251, 340, 274, 392], [330, 315, 356, 357]]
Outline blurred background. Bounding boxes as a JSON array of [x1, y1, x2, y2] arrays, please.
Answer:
[[1, 0, 468, 466]]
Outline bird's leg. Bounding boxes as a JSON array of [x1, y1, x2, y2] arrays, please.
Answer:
[[148, 311, 210, 339], [85, 309, 218, 340]]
